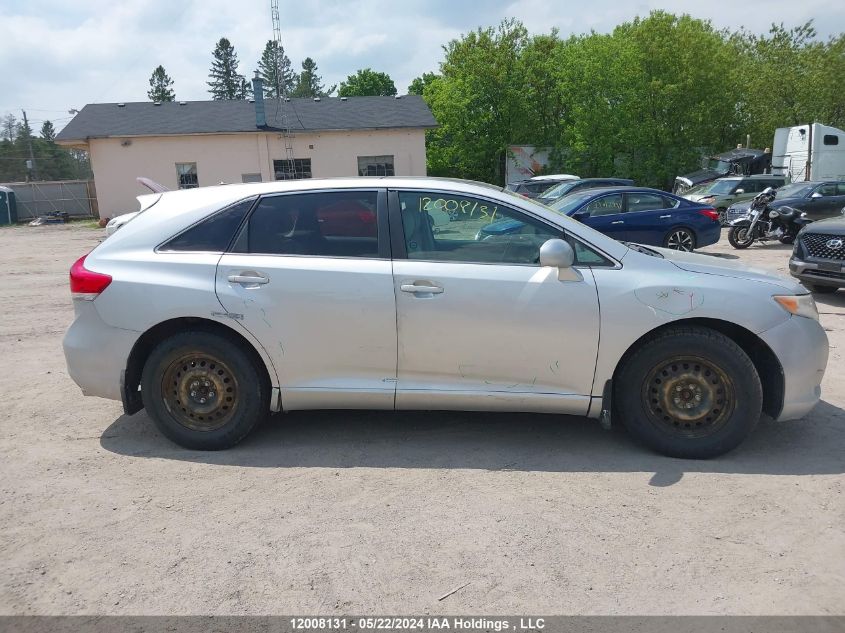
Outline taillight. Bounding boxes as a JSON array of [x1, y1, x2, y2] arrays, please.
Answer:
[[69, 254, 112, 300], [698, 208, 720, 222]]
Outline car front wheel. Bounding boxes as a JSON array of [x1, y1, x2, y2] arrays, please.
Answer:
[[615, 327, 762, 459], [141, 330, 269, 450]]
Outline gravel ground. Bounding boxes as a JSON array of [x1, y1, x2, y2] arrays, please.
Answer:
[[0, 224, 842, 615]]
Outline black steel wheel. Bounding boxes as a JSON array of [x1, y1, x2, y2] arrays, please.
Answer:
[[615, 327, 762, 459], [142, 330, 269, 450], [664, 228, 696, 251], [642, 356, 735, 438], [160, 352, 239, 432]]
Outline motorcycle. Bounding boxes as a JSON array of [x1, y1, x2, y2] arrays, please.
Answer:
[[727, 187, 812, 249]]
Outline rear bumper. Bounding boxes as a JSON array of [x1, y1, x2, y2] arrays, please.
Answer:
[[696, 222, 721, 247], [789, 257, 845, 288], [62, 301, 140, 401], [759, 315, 829, 421]]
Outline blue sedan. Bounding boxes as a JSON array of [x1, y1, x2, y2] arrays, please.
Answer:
[[485, 187, 721, 251]]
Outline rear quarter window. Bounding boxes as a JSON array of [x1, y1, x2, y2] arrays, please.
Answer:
[[160, 197, 255, 252]]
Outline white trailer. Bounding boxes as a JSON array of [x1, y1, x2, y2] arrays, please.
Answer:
[[771, 123, 845, 182]]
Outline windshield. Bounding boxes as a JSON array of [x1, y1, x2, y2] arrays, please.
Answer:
[[775, 183, 814, 199], [540, 181, 579, 199], [696, 180, 738, 195], [706, 158, 732, 172], [547, 191, 597, 215]]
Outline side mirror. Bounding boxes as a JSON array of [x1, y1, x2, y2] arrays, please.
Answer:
[[811, 192, 823, 199], [734, 188, 745, 195], [540, 239, 575, 268], [572, 210, 589, 221]]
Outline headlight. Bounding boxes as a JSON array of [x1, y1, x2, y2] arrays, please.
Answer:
[[773, 294, 819, 321]]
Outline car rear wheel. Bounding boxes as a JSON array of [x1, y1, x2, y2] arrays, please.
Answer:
[[141, 331, 269, 450], [664, 228, 696, 251], [614, 327, 762, 459]]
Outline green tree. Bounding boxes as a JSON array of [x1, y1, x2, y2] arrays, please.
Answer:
[[291, 57, 335, 97], [257, 40, 294, 98], [207, 37, 246, 100], [338, 68, 397, 96], [407, 72, 439, 96], [734, 22, 845, 143], [147, 65, 175, 102], [424, 19, 530, 182], [2, 114, 17, 141], [40, 120, 56, 141]]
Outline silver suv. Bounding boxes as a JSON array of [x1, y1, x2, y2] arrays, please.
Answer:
[[63, 178, 828, 458]]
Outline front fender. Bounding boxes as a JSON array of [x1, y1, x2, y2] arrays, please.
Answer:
[[728, 218, 751, 227]]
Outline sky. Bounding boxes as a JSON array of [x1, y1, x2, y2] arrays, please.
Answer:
[[2, 0, 844, 133]]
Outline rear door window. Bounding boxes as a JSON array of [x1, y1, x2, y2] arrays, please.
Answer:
[[244, 191, 380, 257], [625, 193, 672, 212]]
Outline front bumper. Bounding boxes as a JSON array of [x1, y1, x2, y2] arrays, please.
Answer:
[[790, 257, 845, 288], [62, 300, 140, 401], [759, 315, 829, 421]]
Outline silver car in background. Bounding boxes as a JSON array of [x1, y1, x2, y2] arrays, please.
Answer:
[[63, 178, 828, 458]]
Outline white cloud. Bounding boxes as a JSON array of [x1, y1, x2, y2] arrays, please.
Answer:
[[2, 0, 842, 131]]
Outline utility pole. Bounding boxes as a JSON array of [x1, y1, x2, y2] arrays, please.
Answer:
[[21, 110, 38, 181]]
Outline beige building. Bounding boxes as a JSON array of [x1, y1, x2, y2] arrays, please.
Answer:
[[56, 84, 436, 217]]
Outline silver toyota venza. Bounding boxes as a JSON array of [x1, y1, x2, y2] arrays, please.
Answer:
[[63, 178, 829, 458]]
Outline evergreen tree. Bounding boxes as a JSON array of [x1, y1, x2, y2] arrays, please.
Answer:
[[291, 58, 335, 97], [2, 114, 17, 141], [237, 76, 253, 100], [147, 65, 175, 102], [257, 40, 294, 98], [207, 37, 245, 100], [40, 120, 56, 141]]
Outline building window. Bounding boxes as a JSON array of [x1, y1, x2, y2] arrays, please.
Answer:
[[274, 158, 312, 180], [176, 162, 198, 189], [358, 155, 395, 176], [242, 173, 262, 183]]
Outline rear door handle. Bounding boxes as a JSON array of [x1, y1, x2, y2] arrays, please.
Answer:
[[228, 273, 269, 285], [659, 214, 672, 219], [400, 283, 443, 294], [611, 220, 624, 225]]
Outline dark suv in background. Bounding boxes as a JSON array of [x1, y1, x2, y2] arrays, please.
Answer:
[[790, 214, 845, 294]]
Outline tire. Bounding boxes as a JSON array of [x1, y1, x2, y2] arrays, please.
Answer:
[[728, 225, 754, 249], [614, 327, 762, 459], [664, 227, 696, 251], [717, 208, 728, 226], [141, 330, 269, 450], [779, 234, 795, 245], [805, 283, 838, 294]]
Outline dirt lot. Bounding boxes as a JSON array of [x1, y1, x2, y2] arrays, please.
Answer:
[[0, 224, 843, 616]]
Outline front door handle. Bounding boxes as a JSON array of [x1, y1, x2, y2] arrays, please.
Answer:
[[228, 273, 269, 285], [659, 214, 672, 219], [611, 220, 624, 225], [400, 283, 444, 294]]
